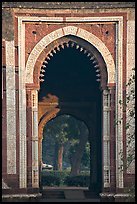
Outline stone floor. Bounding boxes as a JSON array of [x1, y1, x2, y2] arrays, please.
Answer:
[[2, 197, 100, 202], [2, 187, 101, 202], [2, 187, 134, 202]]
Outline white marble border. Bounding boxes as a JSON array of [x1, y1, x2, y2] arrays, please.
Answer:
[[115, 18, 124, 188], [18, 19, 27, 188], [18, 16, 124, 189], [5, 41, 16, 174], [19, 16, 123, 23]]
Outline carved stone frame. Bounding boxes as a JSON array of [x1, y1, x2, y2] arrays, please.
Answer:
[[18, 16, 124, 190]]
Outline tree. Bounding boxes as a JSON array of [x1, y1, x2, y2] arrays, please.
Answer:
[[69, 123, 89, 175], [42, 116, 69, 171], [42, 114, 90, 173]]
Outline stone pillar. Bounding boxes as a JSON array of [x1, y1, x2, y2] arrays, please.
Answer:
[[110, 86, 116, 191], [103, 89, 111, 188], [31, 90, 39, 188]]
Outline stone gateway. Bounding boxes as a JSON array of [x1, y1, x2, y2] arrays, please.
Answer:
[[2, 2, 135, 201]]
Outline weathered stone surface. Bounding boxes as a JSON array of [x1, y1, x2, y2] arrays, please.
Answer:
[[2, 9, 14, 41], [2, 2, 135, 9], [127, 21, 135, 44]]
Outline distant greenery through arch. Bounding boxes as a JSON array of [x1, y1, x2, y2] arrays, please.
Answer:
[[42, 114, 90, 173], [42, 114, 90, 186]]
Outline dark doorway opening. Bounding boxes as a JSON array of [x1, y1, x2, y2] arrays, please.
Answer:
[[38, 37, 102, 194], [38, 40, 100, 102]]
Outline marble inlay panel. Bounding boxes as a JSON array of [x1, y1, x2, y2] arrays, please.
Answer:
[[6, 40, 16, 174]]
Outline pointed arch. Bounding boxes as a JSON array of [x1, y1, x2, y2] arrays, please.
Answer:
[[25, 26, 115, 84]]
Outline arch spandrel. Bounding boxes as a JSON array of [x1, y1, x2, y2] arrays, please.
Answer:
[[25, 26, 115, 85]]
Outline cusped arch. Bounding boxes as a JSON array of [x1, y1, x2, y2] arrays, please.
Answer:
[[26, 26, 115, 84]]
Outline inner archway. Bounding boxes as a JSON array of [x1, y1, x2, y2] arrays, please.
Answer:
[[41, 114, 90, 187], [38, 35, 104, 194]]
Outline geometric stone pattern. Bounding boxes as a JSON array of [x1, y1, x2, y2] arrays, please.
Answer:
[[31, 90, 39, 188], [5, 40, 16, 174], [103, 90, 111, 188]]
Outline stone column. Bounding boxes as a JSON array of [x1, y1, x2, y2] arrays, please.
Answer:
[[110, 86, 116, 191], [31, 90, 39, 188], [103, 89, 111, 188]]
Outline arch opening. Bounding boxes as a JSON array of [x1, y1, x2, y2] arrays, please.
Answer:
[[38, 35, 108, 90], [38, 35, 105, 103], [38, 36, 103, 193], [42, 114, 90, 179]]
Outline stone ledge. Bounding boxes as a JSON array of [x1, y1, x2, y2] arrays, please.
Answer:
[[2, 193, 41, 198], [2, 193, 42, 202], [2, 2, 135, 9], [100, 193, 115, 197]]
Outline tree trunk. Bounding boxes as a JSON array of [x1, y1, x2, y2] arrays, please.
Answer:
[[70, 127, 89, 175], [58, 144, 64, 171], [53, 142, 58, 170]]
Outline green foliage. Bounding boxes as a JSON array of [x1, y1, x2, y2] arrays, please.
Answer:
[[81, 142, 90, 168], [68, 141, 90, 169], [64, 174, 90, 187], [43, 114, 86, 145], [43, 115, 70, 145], [41, 170, 90, 187], [41, 174, 60, 186], [41, 170, 70, 186], [42, 114, 90, 171]]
